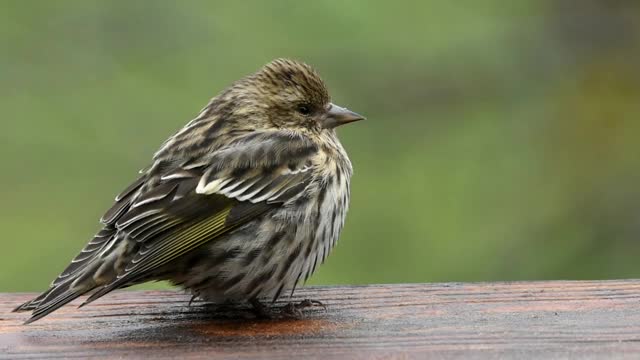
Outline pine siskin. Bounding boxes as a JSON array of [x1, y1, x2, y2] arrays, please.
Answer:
[[15, 59, 364, 324]]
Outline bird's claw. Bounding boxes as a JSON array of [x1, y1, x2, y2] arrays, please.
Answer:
[[188, 294, 199, 307], [281, 299, 326, 318]]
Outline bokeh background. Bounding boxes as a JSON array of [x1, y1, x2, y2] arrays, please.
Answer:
[[2, 1, 640, 292]]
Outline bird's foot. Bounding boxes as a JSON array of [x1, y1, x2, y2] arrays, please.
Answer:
[[250, 298, 277, 319], [281, 299, 326, 318]]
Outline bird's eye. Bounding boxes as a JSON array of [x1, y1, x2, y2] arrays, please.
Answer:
[[297, 104, 311, 115]]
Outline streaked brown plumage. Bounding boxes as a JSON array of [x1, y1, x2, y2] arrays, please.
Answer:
[[15, 58, 364, 324]]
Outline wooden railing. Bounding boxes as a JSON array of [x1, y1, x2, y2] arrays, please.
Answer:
[[2, 280, 640, 358]]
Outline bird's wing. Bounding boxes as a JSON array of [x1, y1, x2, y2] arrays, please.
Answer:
[[22, 130, 319, 323], [82, 130, 319, 305], [195, 130, 318, 203]]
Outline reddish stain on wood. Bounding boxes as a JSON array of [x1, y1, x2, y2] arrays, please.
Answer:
[[2, 280, 640, 359], [191, 318, 343, 337]]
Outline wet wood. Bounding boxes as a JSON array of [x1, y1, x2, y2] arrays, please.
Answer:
[[2, 280, 640, 359]]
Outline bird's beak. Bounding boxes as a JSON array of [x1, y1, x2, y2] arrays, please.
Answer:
[[323, 103, 365, 129]]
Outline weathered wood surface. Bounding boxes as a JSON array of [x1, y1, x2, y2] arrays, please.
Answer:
[[1, 280, 640, 359]]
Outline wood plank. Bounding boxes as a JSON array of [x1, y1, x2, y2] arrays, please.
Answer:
[[2, 280, 640, 359]]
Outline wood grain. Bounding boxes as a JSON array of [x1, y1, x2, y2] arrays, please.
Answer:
[[2, 280, 640, 359]]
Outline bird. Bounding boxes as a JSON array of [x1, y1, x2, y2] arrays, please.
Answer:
[[14, 58, 364, 324]]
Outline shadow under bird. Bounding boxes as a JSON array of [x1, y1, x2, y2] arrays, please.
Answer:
[[14, 59, 365, 324]]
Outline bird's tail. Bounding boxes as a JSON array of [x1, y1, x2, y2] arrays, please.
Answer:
[[13, 264, 102, 324], [12, 223, 133, 324]]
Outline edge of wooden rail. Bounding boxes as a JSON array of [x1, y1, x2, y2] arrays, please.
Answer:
[[2, 280, 640, 359]]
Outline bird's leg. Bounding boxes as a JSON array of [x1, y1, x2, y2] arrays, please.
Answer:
[[188, 293, 200, 307], [281, 299, 326, 318], [250, 298, 275, 319]]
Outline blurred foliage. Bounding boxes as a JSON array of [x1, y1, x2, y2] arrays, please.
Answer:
[[1, 1, 639, 291]]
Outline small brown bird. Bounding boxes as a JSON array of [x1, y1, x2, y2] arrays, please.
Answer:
[[15, 59, 364, 324]]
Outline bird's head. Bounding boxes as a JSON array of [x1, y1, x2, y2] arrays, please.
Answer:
[[226, 58, 365, 133]]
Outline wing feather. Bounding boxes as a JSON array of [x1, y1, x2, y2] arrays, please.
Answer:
[[81, 130, 318, 304], [20, 130, 319, 321]]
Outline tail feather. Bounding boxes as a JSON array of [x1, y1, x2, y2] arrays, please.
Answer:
[[79, 280, 123, 308], [24, 279, 92, 324], [79, 271, 151, 308], [17, 178, 142, 323], [24, 291, 85, 325], [18, 266, 101, 324], [13, 280, 73, 312], [13, 290, 50, 312]]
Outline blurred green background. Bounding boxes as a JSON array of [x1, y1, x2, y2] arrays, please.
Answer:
[[2, 1, 640, 292]]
